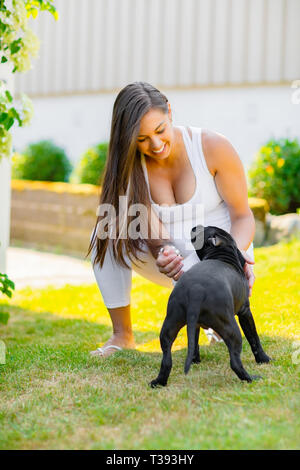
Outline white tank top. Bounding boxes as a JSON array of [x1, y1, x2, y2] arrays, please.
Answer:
[[141, 126, 246, 261]]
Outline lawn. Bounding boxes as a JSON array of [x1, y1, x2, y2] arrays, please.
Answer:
[[0, 240, 299, 450]]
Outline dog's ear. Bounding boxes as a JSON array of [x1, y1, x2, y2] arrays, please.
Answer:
[[207, 235, 222, 247]]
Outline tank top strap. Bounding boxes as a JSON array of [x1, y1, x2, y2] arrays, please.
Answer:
[[177, 126, 197, 171], [189, 126, 213, 178]]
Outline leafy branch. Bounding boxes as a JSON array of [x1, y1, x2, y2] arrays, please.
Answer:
[[0, 0, 57, 160], [0, 272, 15, 298], [0, 272, 15, 325]]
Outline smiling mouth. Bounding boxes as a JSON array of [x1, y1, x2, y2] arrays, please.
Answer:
[[152, 143, 166, 155]]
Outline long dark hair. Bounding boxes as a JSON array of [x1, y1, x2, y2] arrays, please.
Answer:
[[87, 82, 169, 269]]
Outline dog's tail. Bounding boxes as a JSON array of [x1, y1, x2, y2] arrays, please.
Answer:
[[184, 312, 199, 375]]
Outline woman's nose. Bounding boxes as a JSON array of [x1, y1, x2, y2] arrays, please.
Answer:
[[151, 137, 163, 150]]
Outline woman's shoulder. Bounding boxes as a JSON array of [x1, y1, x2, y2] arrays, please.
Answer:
[[181, 126, 236, 176], [184, 126, 230, 149], [201, 128, 231, 153], [200, 129, 236, 177]]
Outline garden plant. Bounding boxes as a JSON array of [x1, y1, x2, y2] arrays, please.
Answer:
[[12, 140, 72, 182], [248, 138, 300, 215], [70, 142, 108, 185], [0, 0, 58, 160]]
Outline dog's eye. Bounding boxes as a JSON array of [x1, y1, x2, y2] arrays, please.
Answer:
[[208, 236, 221, 247]]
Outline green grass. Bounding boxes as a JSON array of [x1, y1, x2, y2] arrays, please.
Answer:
[[0, 240, 300, 450]]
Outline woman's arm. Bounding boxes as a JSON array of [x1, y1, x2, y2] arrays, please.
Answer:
[[202, 131, 256, 295], [202, 130, 255, 251], [147, 203, 184, 279]]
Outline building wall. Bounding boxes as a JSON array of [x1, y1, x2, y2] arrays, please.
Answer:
[[14, 0, 300, 96], [12, 85, 300, 168]]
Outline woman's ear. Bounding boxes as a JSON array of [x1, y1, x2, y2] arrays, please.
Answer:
[[168, 102, 172, 121]]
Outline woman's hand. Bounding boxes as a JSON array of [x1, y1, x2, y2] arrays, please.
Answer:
[[156, 245, 184, 282], [240, 250, 255, 297], [156, 245, 255, 293]]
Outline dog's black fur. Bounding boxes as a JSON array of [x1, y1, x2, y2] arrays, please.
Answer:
[[150, 225, 271, 388]]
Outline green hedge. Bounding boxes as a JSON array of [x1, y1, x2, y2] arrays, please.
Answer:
[[248, 138, 300, 215], [12, 140, 72, 182], [70, 142, 108, 185]]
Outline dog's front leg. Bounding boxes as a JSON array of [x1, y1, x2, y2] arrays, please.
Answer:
[[237, 302, 271, 364]]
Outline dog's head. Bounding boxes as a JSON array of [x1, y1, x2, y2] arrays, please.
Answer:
[[190, 225, 246, 269]]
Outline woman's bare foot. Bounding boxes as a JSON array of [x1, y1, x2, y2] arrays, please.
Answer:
[[90, 332, 136, 358]]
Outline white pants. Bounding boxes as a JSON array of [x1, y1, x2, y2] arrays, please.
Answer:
[[92, 241, 254, 309]]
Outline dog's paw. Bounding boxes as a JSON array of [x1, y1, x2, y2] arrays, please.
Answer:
[[255, 353, 272, 364], [192, 357, 201, 364], [249, 374, 263, 381], [242, 374, 263, 383], [149, 379, 167, 388]]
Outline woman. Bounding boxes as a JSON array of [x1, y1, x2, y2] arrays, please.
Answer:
[[88, 82, 255, 357]]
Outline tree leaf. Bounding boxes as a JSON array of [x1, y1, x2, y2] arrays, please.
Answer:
[[5, 90, 13, 102], [10, 39, 22, 55], [0, 112, 9, 124]]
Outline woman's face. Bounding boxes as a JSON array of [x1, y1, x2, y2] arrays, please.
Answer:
[[136, 106, 174, 161]]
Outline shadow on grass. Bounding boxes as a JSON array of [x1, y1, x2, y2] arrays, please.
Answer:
[[0, 303, 297, 386], [0, 304, 159, 373]]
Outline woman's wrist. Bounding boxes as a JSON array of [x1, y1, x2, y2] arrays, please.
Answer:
[[158, 245, 181, 256], [148, 239, 174, 259]]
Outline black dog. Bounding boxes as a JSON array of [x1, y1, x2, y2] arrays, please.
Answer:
[[150, 225, 271, 388]]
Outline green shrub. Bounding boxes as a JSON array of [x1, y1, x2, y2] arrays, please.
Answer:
[[12, 140, 72, 182], [248, 138, 300, 215], [70, 142, 108, 185], [0, 272, 15, 325]]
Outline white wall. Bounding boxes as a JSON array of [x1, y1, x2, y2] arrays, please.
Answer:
[[0, 155, 11, 272], [14, 0, 300, 96], [0, 65, 13, 272], [12, 84, 300, 172]]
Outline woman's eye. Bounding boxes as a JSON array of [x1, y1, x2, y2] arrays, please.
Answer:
[[137, 128, 165, 143]]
